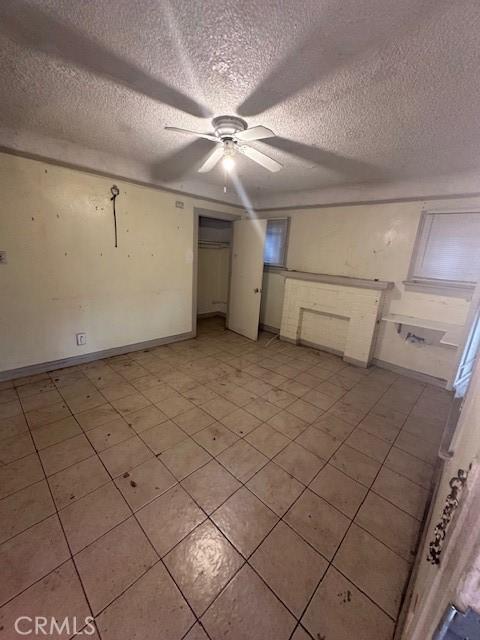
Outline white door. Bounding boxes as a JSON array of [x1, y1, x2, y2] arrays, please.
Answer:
[[227, 218, 267, 340]]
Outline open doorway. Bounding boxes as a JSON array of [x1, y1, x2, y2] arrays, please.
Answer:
[[196, 215, 232, 333]]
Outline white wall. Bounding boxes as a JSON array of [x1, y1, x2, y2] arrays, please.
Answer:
[[0, 152, 237, 373], [197, 247, 230, 316], [261, 198, 479, 381]]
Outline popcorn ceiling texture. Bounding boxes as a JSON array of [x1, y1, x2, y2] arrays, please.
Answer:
[[1, 0, 480, 205]]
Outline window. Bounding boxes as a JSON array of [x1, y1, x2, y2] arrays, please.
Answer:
[[264, 218, 289, 267], [408, 210, 480, 287]]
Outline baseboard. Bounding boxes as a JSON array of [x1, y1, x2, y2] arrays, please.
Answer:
[[372, 358, 447, 388], [197, 311, 226, 319], [279, 334, 345, 358], [0, 331, 194, 382], [259, 323, 280, 335]]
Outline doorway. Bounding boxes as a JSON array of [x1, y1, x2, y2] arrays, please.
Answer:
[[196, 215, 233, 332]]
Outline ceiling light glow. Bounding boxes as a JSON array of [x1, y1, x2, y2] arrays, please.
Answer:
[[223, 155, 235, 171]]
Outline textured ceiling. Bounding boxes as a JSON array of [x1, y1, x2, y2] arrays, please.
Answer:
[[1, 0, 480, 205]]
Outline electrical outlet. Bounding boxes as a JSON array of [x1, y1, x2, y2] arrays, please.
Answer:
[[76, 333, 87, 346], [0, 251, 7, 264], [175, 200, 184, 209]]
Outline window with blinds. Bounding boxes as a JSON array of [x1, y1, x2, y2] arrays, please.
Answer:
[[409, 211, 480, 285], [264, 218, 289, 267]]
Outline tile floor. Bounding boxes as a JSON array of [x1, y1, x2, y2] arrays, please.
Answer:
[[0, 317, 452, 639]]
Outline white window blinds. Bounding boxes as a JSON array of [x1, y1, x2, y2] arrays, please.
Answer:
[[411, 211, 480, 284], [264, 218, 289, 266]]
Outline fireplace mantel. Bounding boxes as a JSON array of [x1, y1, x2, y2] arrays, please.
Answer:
[[281, 270, 394, 291]]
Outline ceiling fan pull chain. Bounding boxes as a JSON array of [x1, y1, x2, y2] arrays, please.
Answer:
[[110, 185, 120, 248]]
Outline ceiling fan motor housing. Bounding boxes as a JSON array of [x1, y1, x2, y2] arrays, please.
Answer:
[[212, 115, 248, 139]]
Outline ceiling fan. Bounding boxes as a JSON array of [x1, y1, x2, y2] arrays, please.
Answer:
[[165, 115, 283, 173]]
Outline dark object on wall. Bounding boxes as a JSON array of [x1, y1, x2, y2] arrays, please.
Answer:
[[427, 466, 471, 565], [434, 604, 480, 639], [110, 185, 120, 247]]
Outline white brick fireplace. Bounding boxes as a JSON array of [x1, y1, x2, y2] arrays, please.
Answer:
[[279, 272, 393, 367]]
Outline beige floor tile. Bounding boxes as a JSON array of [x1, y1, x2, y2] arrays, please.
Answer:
[[220, 407, 261, 436], [183, 384, 219, 405], [327, 401, 367, 426], [75, 516, 158, 614], [356, 491, 420, 562], [124, 404, 168, 433], [358, 413, 401, 443], [173, 406, 216, 435], [155, 393, 196, 419], [247, 462, 303, 516], [394, 430, 438, 465], [201, 564, 295, 640], [164, 520, 243, 615], [159, 438, 212, 480], [115, 457, 176, 511], [75, 403, 119, 431], [216, 439, 268, 482], [60, 379, 98, 401], [263, 387, 297, 409], [274, 441, 324, 484], [48, 456, 110, 509], [181, 460, 240, 514], [140, 420, 187, 454], [211, 487, 278, 557], [0, 453, 45, 500], [221, 385, 259, 407], [96, 562, 194, 640], [136, 485, 206, 556], [384, 446, 434, 489], [87, 416, 135, 453], [110, 392, 150, 415], [309, 464, 367, 518], [267, 410, 307, 439], [334, 524, 410, 618], [201, 396, 238, 421], [244, 397, 282, 422], [302, 389, 336, 411], [245, 423, 289, 458], [60, 482, 130, 553], [0, 413, 29, 442], [291, 626, 311, 640], [26, 401, 71, 429], [15, 379, 54, 398], [99, 435, 153, 477], [345, 428, 391, 463], [0, 480, 54, 544], [296, 425, 340, 460], [20, 389, 64, 413], [32, 416, 82, 450], [183, 623, 209, 640], [0, 515, 69, 606], [66, 391, 106, 414], [370, 402, 407, 428], [312, 413, 355, 441], [0, 399, 23, 420], [99, 381, 138, 402], [284, 489, 350, 560], [0, 431, 35, 464], [0, 561, 91, 639], [251, 521, 328, 616], [0, 388, 20, 404], [279, 379, 310, 398], [193, 422, 239, 456], [302, 566, 395, 640], [40, 435, 92, 478], [372, 467, 429, 520], [330, 444, 381, 487], [288, 399, 324, 424]]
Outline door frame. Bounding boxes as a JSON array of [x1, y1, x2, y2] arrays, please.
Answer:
[[192, 207, 240, 337]]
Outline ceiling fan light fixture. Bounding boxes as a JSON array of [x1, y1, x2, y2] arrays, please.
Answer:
[[222, 155, 235, 171]]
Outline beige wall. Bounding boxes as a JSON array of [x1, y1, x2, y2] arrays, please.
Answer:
[[0, 152, 237, 373], [261, 198, 479, 380], [197, 247, 230, 316]]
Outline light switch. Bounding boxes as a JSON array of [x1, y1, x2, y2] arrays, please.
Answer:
[[76, 333, 87, 346], [0, 251, 7, 264]]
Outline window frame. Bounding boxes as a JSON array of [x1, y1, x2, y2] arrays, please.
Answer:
[[406, 209, 480, 290], [263, 217, 290, 269]]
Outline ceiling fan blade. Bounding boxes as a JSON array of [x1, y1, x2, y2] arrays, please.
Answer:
[[165, 126, 218, 143], [238, 145, 282, 172], [198, 145, 224, 173], [235, 126, 276, 141]]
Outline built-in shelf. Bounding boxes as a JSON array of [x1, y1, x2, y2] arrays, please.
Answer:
[[281, 270, 394, 291], [381, 313, 463, 347]]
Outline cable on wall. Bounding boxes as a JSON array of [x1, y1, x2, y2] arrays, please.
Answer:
[[110, 185, 120, 247]]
